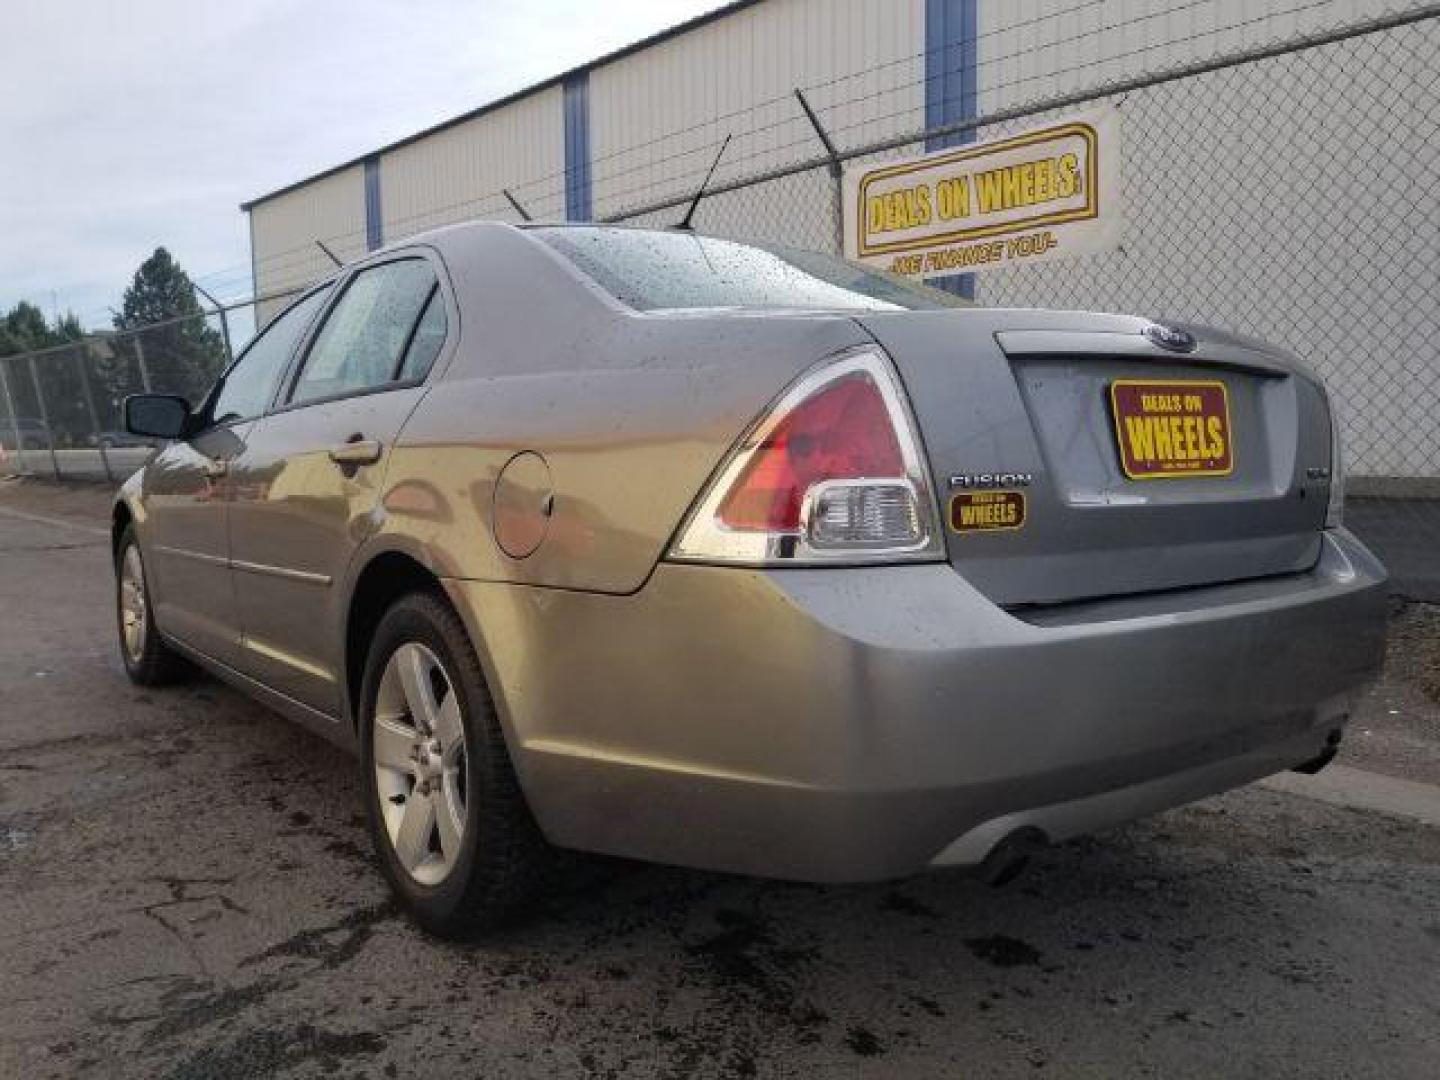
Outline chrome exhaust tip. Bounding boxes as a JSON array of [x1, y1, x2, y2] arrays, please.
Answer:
[[1291, 726, 1344, 775], [975, 826, 1047, 887]]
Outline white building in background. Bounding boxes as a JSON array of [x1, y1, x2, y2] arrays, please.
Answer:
[[243, 0, 1437, 479]]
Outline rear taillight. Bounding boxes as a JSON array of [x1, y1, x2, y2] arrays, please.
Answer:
[[1326, 399, 1345, 528], [669, 346, 943, 565]]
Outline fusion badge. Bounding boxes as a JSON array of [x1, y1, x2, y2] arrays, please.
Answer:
[[950, 490, 1026, 534], [1110, 379, 1233, 479]]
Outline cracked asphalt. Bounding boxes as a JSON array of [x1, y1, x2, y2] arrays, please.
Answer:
[[1, 479, 1438, 1079]]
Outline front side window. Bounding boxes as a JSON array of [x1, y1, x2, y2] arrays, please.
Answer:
[[534, 226, 971, 313], [210, 286, 331, 426], [288, 259, 440, 405]]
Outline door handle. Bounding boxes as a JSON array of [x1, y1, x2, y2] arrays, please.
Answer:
[[204, 458, 229, 479], [328, 437, 383, 468]]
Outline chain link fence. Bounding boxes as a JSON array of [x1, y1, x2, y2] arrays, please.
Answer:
[[3, 3, 1437, 490], [0, 300, 269, 482], [955, 10, 1439, 484], [602, 3, 1440, 487]]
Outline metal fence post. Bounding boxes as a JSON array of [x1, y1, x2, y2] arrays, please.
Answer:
[[192, 281, 234, 365], [26, 355, 62, 480], [133, 334, 153, 393], [0, 358, 26, 476], [76, 350, 114, 484], [794, 87, 846, 256], [216, 306, 233, 365]]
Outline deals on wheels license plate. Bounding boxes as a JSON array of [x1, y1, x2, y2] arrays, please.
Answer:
[[1109, 379, 1233, 479]]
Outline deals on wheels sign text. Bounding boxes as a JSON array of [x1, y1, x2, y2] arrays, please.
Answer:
[[843, 109, 1122, 280]]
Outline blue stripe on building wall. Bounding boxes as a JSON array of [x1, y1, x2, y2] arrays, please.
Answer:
[[925, 0, 978, 299], [363, 156, 383, 251], [563, 73, 592, 221]]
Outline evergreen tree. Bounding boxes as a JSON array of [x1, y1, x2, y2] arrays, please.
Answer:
[[107, 247, 228, 405], [0, 301, 73, 355], [0, 301, 89, 448]]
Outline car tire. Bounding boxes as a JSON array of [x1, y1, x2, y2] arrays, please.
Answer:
[[115, 525, 188, 686], [358, 590, 547, 938]]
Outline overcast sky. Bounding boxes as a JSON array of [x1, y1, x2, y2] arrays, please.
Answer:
[[0, 0, 727, 329]]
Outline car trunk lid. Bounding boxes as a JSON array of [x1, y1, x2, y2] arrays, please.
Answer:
[[857, 308, 1332, 607]]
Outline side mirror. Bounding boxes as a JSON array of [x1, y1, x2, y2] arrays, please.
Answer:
[[124, 394, 192, 440]]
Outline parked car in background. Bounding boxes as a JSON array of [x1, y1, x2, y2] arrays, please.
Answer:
[[0, 417, 51, 451], [111, 222, 1387, 938], [97, 429, 160, 450]]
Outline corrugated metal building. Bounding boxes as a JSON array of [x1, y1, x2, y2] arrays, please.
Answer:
[[241, 0, 1437, 478]]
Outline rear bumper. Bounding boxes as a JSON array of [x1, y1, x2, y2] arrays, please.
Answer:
[[446, 528, 1387, 882]]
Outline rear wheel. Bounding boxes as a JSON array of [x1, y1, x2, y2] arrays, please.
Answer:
[[115, 525, 186, 685], [358, 591, 546, 938]]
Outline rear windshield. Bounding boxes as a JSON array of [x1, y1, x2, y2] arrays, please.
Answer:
[[534, 226, 970, 313]]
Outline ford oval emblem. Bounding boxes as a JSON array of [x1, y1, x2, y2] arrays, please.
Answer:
[[1143, 323, 1197, 353]]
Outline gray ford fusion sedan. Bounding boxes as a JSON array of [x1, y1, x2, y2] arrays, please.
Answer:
[[113, 222, 1387, 937]]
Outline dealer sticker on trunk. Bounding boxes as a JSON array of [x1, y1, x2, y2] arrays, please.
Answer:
[[950, 490, 1027, 533], [1110, 379, 1233, 479]]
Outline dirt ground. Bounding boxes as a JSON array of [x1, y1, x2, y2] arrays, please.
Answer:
[[1388, 601, 1440, 706], [2, 477, 1437, 1079]]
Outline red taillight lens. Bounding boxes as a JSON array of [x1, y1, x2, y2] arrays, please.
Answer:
[[717, 373, 904, 531], [669, 346, 942, 565]]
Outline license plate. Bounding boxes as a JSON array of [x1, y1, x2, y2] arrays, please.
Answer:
[[1109, 379, 1233, 479]]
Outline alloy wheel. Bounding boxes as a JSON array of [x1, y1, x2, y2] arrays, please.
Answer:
[[119, 546, 148, 664], [373, 642, 469, 886]]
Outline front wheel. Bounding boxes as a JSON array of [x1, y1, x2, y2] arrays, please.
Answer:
[[358, 591, 546, 938], [115, 525, 187, 685]]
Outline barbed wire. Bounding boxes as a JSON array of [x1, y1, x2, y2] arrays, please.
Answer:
[[224, 0, 1385, 290], [588, 0, 1355, 220], [77, 0, 1440, 327], [70, 0, 1440, 325]]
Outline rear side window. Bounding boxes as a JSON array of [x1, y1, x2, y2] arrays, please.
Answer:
[[288, 259, 441, 405], [397, 288, 446, 383], [210, 286, 331, 426]]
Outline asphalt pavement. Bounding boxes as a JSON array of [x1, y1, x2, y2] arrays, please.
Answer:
[[1, 479, 1438, 1079], [1349, 497, 1440, 603]]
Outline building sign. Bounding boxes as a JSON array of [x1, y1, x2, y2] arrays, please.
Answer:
[[843, 108, 1121, 279]]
